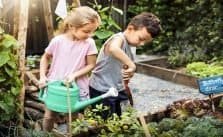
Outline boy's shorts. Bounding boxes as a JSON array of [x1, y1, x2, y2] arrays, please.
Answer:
[[89, 86, 128, 118]]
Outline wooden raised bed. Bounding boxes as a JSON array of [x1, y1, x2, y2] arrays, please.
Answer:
[[144, 93, 223, 122], [136, 57, 198, 88]]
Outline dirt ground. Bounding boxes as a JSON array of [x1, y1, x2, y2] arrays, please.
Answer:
[[129, 73, 206, 114]]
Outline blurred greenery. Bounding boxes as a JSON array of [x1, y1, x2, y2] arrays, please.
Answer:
[[128, 0, 223, 67], [89, 0, 122, 50], [0, 32, 22, 122]]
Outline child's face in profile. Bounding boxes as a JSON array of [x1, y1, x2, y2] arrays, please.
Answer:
[[71, 22, 98, 40], [126, 26, 153, 46]]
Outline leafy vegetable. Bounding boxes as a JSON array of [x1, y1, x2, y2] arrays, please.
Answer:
[[71, 105, 144, 136], [148, 116, 223, 137], [186, 61, 223, 78]]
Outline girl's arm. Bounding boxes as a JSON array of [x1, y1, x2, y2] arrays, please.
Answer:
[[39, 52, 51, 87], [65, 54, 97, 82]]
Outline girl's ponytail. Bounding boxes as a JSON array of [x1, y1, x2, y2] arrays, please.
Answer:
[[55, 6, 101, 35], [55, 20, 69, 35]]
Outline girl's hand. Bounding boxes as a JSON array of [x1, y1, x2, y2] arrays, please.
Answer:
[[64, 73, 77, 84], [38, 76, 48, 88], [122, 67, 135, 80]]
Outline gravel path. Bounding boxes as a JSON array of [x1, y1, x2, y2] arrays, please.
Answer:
[[129, 73, 206, 114]]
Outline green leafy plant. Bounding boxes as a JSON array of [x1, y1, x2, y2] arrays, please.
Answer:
[[148, 116, 223, 137], [71, 104, 108, 135], [0, 125, 53, 137], [100, 108, 144, 137], [89, 0, 122, 49], [167, 99, 210, 119], [186, 61, 223, 78], [71, 105, 144, 136], [0, 30, 22, 122]]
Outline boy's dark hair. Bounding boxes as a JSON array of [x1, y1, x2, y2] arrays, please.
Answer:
[[128, 12, 161, 38]]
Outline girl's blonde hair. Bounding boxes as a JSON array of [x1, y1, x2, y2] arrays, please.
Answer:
[[56, 6, 101, 34]]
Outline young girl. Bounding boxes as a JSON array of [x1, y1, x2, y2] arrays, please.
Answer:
[[39, 6, 101, 131], [89, 12, 161, 118]]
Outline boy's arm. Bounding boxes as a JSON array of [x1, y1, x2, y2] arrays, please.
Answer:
[[107, 37, 136, 72]]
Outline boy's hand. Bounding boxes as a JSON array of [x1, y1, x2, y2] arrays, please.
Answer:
[[122, 67, 135, 80], [38, 76, 48, 88]]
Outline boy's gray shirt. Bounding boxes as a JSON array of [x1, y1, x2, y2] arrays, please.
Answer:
[[89, 32, 134, 92]]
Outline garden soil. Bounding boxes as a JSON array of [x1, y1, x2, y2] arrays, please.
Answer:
[[124, 55, 206, 114], [129, 73, 205, 114]]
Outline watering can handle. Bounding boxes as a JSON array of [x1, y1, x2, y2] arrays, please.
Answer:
[[61, 81, 78, 88], [38, 80, 78, 102], [38, 87, 47, 102]]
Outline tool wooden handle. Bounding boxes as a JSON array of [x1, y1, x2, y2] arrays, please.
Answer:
[[139, 114, 151, 137], [123, 65, 128, 69], [123, 65, 133, 106]]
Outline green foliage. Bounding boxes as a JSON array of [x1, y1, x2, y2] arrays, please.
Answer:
[[128, 0, 149, 16], [71, 105, 144, 136], [148, 116, 223, 137], [71, 104, 108, 135], [89, 0, 122, 50], [0, 125, 53, 137], [158, 118, 185, 133], [182, 117, 223, 137], [100, 108, 144, 137], [128, 0, 223, 66], [186, 61, 223, 78], [0, 32, 22, 122]]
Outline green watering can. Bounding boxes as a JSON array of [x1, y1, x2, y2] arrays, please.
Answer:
[[38, 81, 118, 113]]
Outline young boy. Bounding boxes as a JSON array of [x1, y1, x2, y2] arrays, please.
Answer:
[[89, 12, 161, 118]]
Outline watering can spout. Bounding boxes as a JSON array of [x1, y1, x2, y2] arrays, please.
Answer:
[[73, 87, 118, 112]]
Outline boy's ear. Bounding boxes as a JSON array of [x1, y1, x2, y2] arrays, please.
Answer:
[[127, 25, 135, 31]]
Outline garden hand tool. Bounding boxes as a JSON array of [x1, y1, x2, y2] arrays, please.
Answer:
[[123, 65, 134, 106]]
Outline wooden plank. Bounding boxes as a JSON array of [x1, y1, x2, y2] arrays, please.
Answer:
[[17, 0, 29, 125], [139, 114, 151, 137], [136, 62, 198, 88], [24, 107, 43, 121], [13, 0, 20, 37], [25, 100, 44, 112], [42, 0, 54, 40], [137, 57, 169, 67]]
